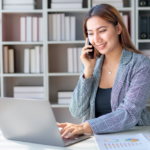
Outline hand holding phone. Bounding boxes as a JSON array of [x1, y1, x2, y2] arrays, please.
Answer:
[[87, 38, 94, 59]]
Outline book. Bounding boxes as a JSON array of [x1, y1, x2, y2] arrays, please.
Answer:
[[123, 15, 128, 31], [58, 98, 71, 104], [30, 49, 36, 73], [77, 47, 82, 72], [58, 91, 73, 98], [56, 14, 61, 41], [92, 2, 123, 7], [26, 16, 32, 42], [32, 17, 38, 42], [39, 17, 43, 41], [67, 48, 73, 72], [52, 14, 57, 41], [92, 0, 123, 2], [3, 4, 35, 10], [40, 46, 43, 73], [70, 16, 76, 41], [73, 48, 77, 72], [8, 49, 14, 73], [3, 0, 35, 4], [14, 92, 44, 99], [51, 3, 82, 9], [48, 14, 52, 41], [20, 17, 26, 41], [35, 46, 40, 73], [14, 86, 44, 93], [65, 16, 70, 41], [3, 46, 9, 73], [61, 13, 65, 41], [24, 48, 30, 73], [52, 0, 82, 2]]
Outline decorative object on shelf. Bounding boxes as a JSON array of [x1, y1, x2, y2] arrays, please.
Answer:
[[67, 47, 82, 73], [139, 0, 147, 6], [20, 16, 43, 42], [2, 0, 37, 10], [48, 13, 76, 41], [57, 91, 73, 104], [50, 0, 83, 9], [92, 0, 124, 8], [13, 86, 44, 100], [3, 46, 15, 73], [139, 16, 148, 39]]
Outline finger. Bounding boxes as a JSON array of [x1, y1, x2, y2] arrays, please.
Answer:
[[82, 49, 93, 56], [61, 125, 71, 134], [82, 45, 92, 51], [61, 128, 74, 138], [65, 130, 77, 139], [57, 123, 67, 128], [85, 38, 88, 46]]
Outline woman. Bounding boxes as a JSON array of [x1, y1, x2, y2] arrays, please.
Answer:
[[57, 4, 150, 138]]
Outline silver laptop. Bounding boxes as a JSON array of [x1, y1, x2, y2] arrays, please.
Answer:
[[0, 98, 91, 147]]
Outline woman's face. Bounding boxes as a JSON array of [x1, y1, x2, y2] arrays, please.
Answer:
[[86, 16, 121, 55]]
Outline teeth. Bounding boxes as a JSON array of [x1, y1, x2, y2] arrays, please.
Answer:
[[98, 43, 106, 47]]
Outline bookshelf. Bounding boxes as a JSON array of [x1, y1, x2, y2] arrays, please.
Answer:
[[1, 0, 149, 124]]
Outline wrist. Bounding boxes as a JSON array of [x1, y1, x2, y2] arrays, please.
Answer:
[[81, 122, 93, 133]]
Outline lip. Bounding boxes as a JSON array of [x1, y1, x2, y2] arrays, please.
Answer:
[[97, 43, 107, 50]]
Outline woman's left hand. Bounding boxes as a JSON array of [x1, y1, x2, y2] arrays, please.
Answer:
[[57, 122, 93, 139]]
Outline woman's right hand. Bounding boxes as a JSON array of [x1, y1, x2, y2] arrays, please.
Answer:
[[80, 38, 97, 79]]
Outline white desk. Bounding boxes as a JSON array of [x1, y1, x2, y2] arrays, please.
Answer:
[[0, 126, 149, 150]]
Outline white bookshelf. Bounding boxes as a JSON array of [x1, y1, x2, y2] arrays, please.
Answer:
[[0, 0, 141, 124]]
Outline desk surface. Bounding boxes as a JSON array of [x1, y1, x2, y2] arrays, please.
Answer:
[[0, 126, 150, 150]]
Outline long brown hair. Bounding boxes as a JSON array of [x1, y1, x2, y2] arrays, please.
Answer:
[[83, 4, 142, 55]]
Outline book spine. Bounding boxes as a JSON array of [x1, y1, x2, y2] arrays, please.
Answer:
[[48, 14, 52, 41], [61, 13, 65, 41], [52, 0, 82, 3], [58, 92, 73, 98], [3, 0, 35, 4], [67, 48, 73, 72], [70, 16, 76, 41], [40, 46, 43, 73], [32, 17, 38, 42], [51, 3, 82, 9], [3, 4, 35, 10], [14, 86, 44, 92], [24, 49, 30, 73], [35, 46, 40, 73], [26, 16, 32, 42], [14, 93, 44, 99], [77, 47, 82, 72], [8, 49, 14, 73], [56, 14, 61, 41], [3, 46, 9, 73], [20, 17, 26, 41], [39, 17, 43, 41], [30, 49, 36, 73], [52, 14, 57, 41], [65, 16, 70, 41], [73, 48, 77, 73]]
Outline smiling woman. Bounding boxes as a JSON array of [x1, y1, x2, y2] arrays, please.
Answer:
[[57, 4, 150, 139]]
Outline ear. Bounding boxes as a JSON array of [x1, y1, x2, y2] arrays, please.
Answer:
[[116, 22, 122, 35]]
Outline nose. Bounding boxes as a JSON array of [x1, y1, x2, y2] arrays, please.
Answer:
[[93, 32, 102, 44]]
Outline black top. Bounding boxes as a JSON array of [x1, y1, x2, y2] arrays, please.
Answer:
[[95, 87, 112, 118]]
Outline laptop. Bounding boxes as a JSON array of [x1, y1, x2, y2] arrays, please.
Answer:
[[0, 98, 92, 147]]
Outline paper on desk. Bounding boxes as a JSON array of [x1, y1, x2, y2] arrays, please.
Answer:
[[143, 134, 150, 142], [94, 133, 150, 150]]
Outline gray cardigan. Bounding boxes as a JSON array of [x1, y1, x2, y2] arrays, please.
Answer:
[[69, 48, 150, 134]]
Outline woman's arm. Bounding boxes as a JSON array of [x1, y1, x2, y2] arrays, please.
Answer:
[[87, 58, 150, 134]]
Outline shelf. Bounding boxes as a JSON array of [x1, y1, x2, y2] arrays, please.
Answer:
[[51, 104, 69, 108], [117, 7, 133, 11], [1, 10, 43, 13], [47, 40, 85, 44], [47, 8, 89, 12], [48, 73, 80, 76], [138, 7, 150, 11], [3, 74, 44, 77], [137, 40, 150, 43], [146, 104, 150, 107], [2, 42, 43, 45]]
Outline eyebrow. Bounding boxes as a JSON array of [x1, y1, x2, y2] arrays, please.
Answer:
[[87, 26, 107, 31]]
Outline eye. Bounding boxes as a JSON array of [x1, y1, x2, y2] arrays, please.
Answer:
[[100, 29, 106, 33], [88, 33, 93, 36]]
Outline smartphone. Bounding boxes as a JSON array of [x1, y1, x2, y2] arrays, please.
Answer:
[[87, 38, 94, 59]]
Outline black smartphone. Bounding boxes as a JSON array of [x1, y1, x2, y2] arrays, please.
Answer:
[[87, 38, 94, 59]]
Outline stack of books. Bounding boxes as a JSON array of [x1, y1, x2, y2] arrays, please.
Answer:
[[50, 0, 82, 9], [48, 13, 76, 41], [140, 50, 150, 59], [58, 91, 73, 104], [20, 16, 43, 42], [3, 0, 36, 10], [92, 0, 124, 8], [24, 46, 43, 73], [3, 46, 14, 73], [67, 47, 82, 73], [13, 86, 44, 100]]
